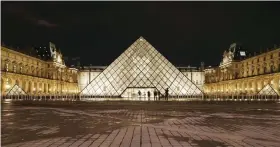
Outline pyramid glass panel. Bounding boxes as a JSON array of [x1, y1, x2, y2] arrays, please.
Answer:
[[81, 37, 203, 97], [6, 84, 27, 96], [258, 84, 279, 96]]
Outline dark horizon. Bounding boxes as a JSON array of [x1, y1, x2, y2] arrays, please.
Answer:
[[2, 2, 280, 67]]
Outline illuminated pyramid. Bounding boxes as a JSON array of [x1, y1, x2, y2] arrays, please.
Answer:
[[6, 84, 27, 96], [258, 84, 279, 96], [81, 37, 203, 97]]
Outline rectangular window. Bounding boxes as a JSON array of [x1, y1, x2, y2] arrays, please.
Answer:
[[5, 64, 8, 71], [13, 65, 16, 73]]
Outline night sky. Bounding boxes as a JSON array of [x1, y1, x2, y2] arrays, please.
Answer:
[[2, 2, 280, 67]]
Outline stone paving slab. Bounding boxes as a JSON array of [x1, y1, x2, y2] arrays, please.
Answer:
[[2, 102, 280, 147]]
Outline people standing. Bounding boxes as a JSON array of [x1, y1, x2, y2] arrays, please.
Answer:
[[147, 91, 151, 101], [157, 90, 160, 100], [138, 90, 141, 100], [154, 90, 157, 101], [165, 88, 169, 101]]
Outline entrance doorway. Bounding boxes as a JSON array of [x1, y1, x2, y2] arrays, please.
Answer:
[[121, 87, 157, 100]]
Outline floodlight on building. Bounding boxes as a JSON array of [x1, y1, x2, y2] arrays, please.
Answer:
[[5, 84, 10, 89]]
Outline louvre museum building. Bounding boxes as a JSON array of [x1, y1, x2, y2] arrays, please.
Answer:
[[1, 37, 280, 99]]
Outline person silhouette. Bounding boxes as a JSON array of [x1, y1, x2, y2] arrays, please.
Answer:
[[147, 91, 151, 101], [154, 90, 157, 101], [138, 90, 141, 99], [165, 88, 169, 101], [157, 90, 161, 100]]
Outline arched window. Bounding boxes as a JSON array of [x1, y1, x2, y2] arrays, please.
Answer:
[[5, 63, 8, 71], [271, 65, 274, 73], [15, 80, 19, 85], [264, 67, 267, 73], [234, 72, 238, 79], [25, 66, 29, 75], [13, 65, 16, 73]]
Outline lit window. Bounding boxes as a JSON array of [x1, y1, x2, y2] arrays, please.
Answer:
[[13, 65, 16, 73], [5, 64, 8, 71]]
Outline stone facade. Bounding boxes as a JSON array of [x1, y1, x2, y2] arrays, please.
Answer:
[[204, 43, 280, 95], [178, 66, 205, 90], [78, 66, 106, 91], [2, 41, 279, 97], [1, 44, 79, 96]]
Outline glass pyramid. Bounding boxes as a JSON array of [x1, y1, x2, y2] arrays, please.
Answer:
[[258, 84, 279, 96], [6, 84, 27, 96], [81, 37, 203, 97]]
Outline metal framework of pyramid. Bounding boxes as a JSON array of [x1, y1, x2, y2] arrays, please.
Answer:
[[81, 37, 203, 97], [258, 84, 279, 96], [6, 84, 27, 96]]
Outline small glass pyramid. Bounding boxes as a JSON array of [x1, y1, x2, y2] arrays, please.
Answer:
[[81, 37, 203, 97], [6, 84, 27, 96], [258, 84, 279, 96]]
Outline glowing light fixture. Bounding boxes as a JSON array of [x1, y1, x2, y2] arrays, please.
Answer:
[[5, 84, 10, 89]]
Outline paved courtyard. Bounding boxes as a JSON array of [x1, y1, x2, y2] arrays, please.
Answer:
[[1, 101, 280, 147]]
